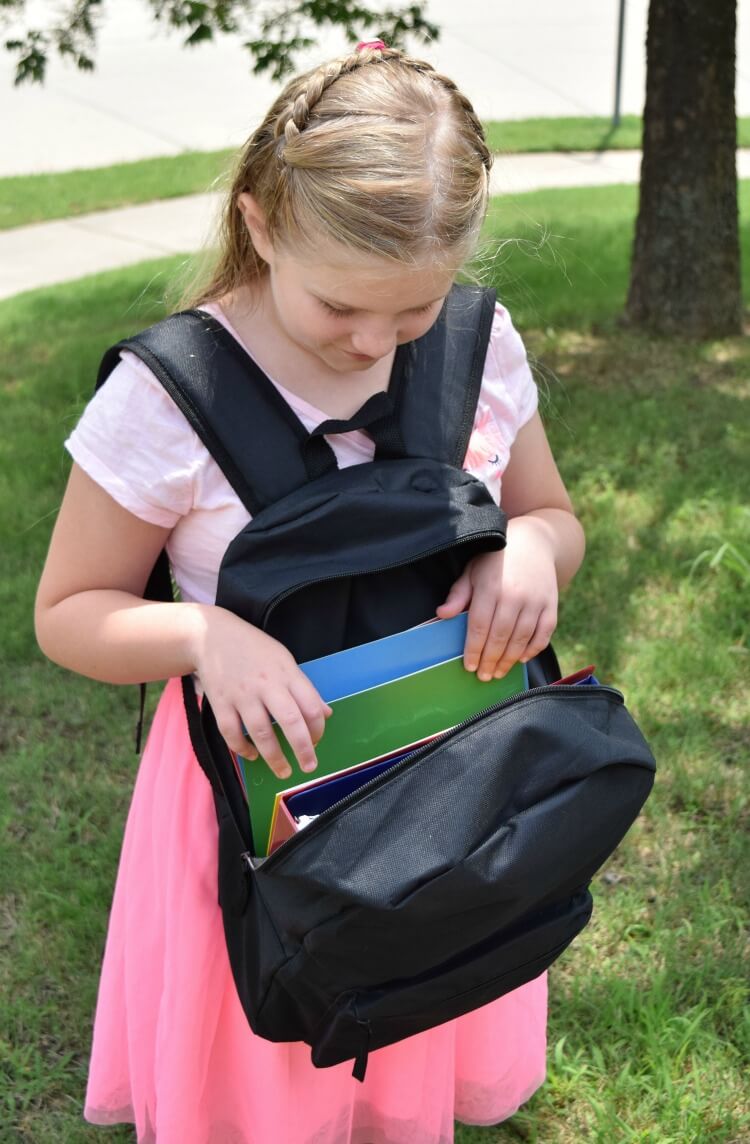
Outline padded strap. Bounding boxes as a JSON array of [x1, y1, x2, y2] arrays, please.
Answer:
[[395, 286, 497, 467], [98, 311, 309, 515], [96, 285, 496, 514], [181, 676, 254, 853]]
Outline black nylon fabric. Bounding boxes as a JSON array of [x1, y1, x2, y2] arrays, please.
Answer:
[[217, 686, 654, 1067], [216, 458, 506, 660], [95, 283, 657, 1079]]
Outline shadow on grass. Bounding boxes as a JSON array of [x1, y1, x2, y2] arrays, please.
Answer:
[[531, 330, 750, 695]]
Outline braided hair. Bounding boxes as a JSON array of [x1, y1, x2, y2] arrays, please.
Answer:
[[192, 46, 492, 304]]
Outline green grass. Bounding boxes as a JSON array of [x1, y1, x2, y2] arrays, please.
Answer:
[[3, 116, 749, 231], [1, 186, 749, 1140], [481, 180, 750, 329], [484, 115, 641, 154], [486, 115, 750, 155], [0, 149, 235, 231]]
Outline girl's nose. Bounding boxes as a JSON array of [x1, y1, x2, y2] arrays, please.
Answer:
[[350, 322, 397, 359]]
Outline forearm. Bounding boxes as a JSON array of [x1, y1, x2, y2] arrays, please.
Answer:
[[506, 508, 585, 589], [35, 590, 213, 684]]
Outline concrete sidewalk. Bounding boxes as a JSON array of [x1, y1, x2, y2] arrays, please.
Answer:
[[3, 147, 750, 300]]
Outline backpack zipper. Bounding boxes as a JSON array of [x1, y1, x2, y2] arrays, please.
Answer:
[[260, 529, 505, 630], [256, 682, 621, 870]]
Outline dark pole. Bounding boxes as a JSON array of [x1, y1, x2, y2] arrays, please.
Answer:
[[613, 0, 627, 127]]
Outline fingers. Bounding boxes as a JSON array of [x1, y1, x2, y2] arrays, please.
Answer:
[[435, 567, 473, 619], [289, 676, 333, 748], [216, 683, 332, 781], [248, 689, 330, 779], [196, 614, 334, 779], [214, 702, 290, 779], [462, 593, 497, 673], [468, 601, 558, 681]]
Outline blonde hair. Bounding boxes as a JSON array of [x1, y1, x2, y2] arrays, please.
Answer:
[[187, 45, 492, 307]]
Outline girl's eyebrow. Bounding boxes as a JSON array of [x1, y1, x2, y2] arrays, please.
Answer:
[[316, 294, 353, 309]]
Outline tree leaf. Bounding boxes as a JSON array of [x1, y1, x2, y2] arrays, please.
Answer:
[[185, 22, 214, 45]]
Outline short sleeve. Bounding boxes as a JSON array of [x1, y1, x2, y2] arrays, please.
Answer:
[[65, 351, 204, 528], [463, 302, 538, 504]]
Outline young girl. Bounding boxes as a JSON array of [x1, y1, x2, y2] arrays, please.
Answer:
[[36, 43, 585, 1144]]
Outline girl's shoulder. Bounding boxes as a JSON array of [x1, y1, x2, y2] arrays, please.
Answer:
[[478, 300, 538, 428], [65, 349, 208, 527], [464, 302, 538, 500], [483, 302, 536, 407]]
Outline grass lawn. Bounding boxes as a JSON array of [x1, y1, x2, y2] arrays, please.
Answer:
[[1, 185, 749, 1141], [2, 115, 749, 231], [485, 115, 750, 155]]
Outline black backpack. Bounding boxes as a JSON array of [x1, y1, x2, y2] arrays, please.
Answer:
[[97, 285, 656, 1080]]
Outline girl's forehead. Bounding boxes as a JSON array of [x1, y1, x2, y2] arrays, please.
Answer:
[[289, 242, 457, 306]]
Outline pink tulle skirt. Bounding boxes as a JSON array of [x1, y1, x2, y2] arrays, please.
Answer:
[[85, 678, 548, 1143]]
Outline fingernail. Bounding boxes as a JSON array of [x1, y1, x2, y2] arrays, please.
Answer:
[[301, 760, 318, 773], [279, 766, 292, 780], [494, 668, 507, 679], [478, 671, 492, 682], [465, 660, 477, 672]]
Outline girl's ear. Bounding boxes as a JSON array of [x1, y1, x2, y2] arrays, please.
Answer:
[[237, 193, 274, 264]]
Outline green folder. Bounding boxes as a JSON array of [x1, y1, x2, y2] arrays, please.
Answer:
[[241, 656, 527, 855]]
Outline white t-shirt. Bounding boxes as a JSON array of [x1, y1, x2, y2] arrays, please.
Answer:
[[66, 301, 537, 605]]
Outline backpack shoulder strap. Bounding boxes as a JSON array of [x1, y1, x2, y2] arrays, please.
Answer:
[[96, 284, 497, 515], [96, 309, 312, 517], [96, 289, 496, 755], [397, 284, 497, 468]]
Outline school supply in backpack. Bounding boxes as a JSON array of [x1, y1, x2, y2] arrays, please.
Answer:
[[97, 284, 656, 1081], [267, 659, 601, 852], [267, 743, 425, 853], [239, 617, 528, 854], [298, 609, 474, 703], [237, 610, 475, 827], [555, 665, 597, 686]]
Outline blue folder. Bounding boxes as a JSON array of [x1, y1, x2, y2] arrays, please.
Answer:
[[299, 612, 469, 704]]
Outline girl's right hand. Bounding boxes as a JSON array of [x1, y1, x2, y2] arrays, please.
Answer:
[[35, 466, 330, 781], [191, 605, 332, 780]]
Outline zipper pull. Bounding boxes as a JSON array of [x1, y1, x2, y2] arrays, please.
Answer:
[[351, 1018, 372, 1082]]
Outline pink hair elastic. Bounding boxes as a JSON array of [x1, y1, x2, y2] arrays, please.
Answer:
[[356, 39, 387, 52]]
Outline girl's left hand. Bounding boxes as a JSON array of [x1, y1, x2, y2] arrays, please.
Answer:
[[435, 519, 559, 679]]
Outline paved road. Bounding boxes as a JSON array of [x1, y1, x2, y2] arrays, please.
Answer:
[[2, 0, 748, 299], [0, 0, 663, 176]]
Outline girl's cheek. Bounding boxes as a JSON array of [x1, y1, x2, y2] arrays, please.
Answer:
[[395, 320, 427, 345], [403, 310, 442, 342]]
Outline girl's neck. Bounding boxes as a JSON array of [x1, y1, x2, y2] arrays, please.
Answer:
[[217, 281, 395, 421]]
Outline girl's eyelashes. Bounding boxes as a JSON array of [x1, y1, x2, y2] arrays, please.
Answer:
[[318, 299, 440, 318], [319, 300, 352, 317]]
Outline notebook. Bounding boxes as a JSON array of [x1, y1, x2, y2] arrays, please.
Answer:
[[241, 643, 528, 855]]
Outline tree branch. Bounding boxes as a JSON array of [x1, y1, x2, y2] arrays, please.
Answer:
[[4, 0, 438, 84]]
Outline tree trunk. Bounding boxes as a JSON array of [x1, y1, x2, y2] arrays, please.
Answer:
[[625, 0, 742, 337]]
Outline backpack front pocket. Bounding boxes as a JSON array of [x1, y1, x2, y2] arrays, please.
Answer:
[[241, 686, 654, 1075], [310, 888, 592, 1073]]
